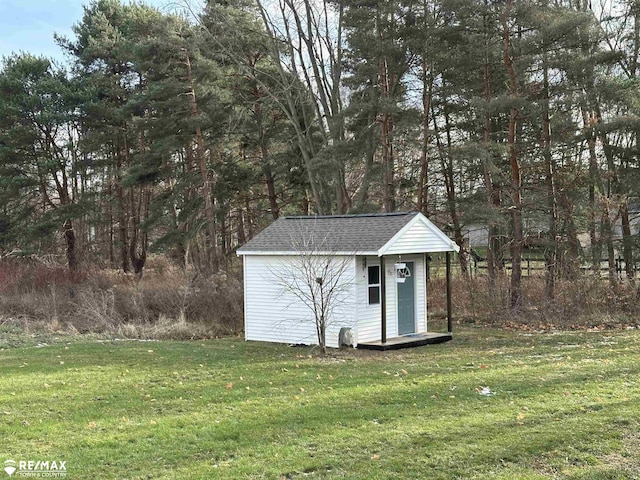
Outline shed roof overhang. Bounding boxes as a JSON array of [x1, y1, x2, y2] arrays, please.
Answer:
[[236, 250, 377, 256]]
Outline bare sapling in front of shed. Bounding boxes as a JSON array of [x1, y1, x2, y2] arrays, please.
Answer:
[[268, 225, 355, 354]]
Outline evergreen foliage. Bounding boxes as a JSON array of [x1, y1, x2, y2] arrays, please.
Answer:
[[0, 0, 638, 304]]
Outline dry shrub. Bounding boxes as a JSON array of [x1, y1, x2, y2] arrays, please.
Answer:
[[0, 258, 244, 338], [0, 260, 96, 330], [184, 271, 244, 333], [72, 288, 120, 332], [429, 273, 640, 329], [0, 260, 88, 294], [105, 267, 243, 332]]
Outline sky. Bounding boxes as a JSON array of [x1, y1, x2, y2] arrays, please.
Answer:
[[0, 0, 201, 66]]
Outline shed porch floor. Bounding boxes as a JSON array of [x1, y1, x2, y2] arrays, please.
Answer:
[[357, 332, 452, 351]]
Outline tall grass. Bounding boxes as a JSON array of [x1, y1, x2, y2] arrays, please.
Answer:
[[0, 258, 243, 338]]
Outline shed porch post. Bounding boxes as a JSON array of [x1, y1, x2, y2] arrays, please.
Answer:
[[446, 251, 452, 334], [424, 253, 428, 332], [380, 255, 387, 344]]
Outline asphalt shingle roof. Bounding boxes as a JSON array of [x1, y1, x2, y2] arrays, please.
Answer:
[[237, 212, 419, 253]]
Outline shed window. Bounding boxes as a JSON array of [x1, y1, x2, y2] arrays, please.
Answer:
[[368, 265, 380, 305]]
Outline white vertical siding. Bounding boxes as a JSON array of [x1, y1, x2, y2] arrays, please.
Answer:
[[243, 255, 356, 348], [415, 255, 427, 333], [383, 220, 455, 254], [354, 256, 382, 343], [384, 258, 398, 338]]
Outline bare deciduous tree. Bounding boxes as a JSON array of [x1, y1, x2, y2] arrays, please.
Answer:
[[271, 228, 353, 354]]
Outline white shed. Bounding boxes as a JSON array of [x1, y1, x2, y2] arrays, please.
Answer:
[[236, 212, 460, 350]]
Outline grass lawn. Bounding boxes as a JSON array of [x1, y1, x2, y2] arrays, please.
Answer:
[[1, 326, 639, 479]]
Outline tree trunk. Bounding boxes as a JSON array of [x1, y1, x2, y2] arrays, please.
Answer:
[[254, 86, 280, 221], [559, 192, 580, 279], [436, 99, 467, 276], [353, 119, 377, 211], [380, 56, 396, 213], [116, 141, 130, 274], [107, 169, 114, 267], [604, 209, 617, 284], [481, 10, 501, 291], [220, 209, 229, 267], [334, 167, 350, 215], [245, 198, 255, 239], [621, 202, 634, 279], [170, 196, 187, 269], [63, 219, 77, 271], [594, 103, 619, 285], [501, 0, 523, 309], [586, 121, 600, 273], [582, 107, 614, 280], [263, 161, 280, 220], [129, 186, 149, 278], [237, 208, 246, 246], [185, 51, 219, 272], [417, 60, 433, 215], [542, 60, 558, 300]]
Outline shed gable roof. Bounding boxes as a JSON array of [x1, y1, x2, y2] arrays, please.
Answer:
[[380, 214, 461, 254], [237, 212, 459, 255]]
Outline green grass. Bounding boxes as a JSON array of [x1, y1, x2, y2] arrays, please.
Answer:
[[1, 327, 639, 479]]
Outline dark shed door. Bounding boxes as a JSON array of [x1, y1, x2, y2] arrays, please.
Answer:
[[397, 262, 415, 335]]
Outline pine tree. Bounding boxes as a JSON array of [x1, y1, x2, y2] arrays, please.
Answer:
[[0, 54, 82, 269]]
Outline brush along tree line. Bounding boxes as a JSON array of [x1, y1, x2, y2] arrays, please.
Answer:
[[0, 0, 639, 308]]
